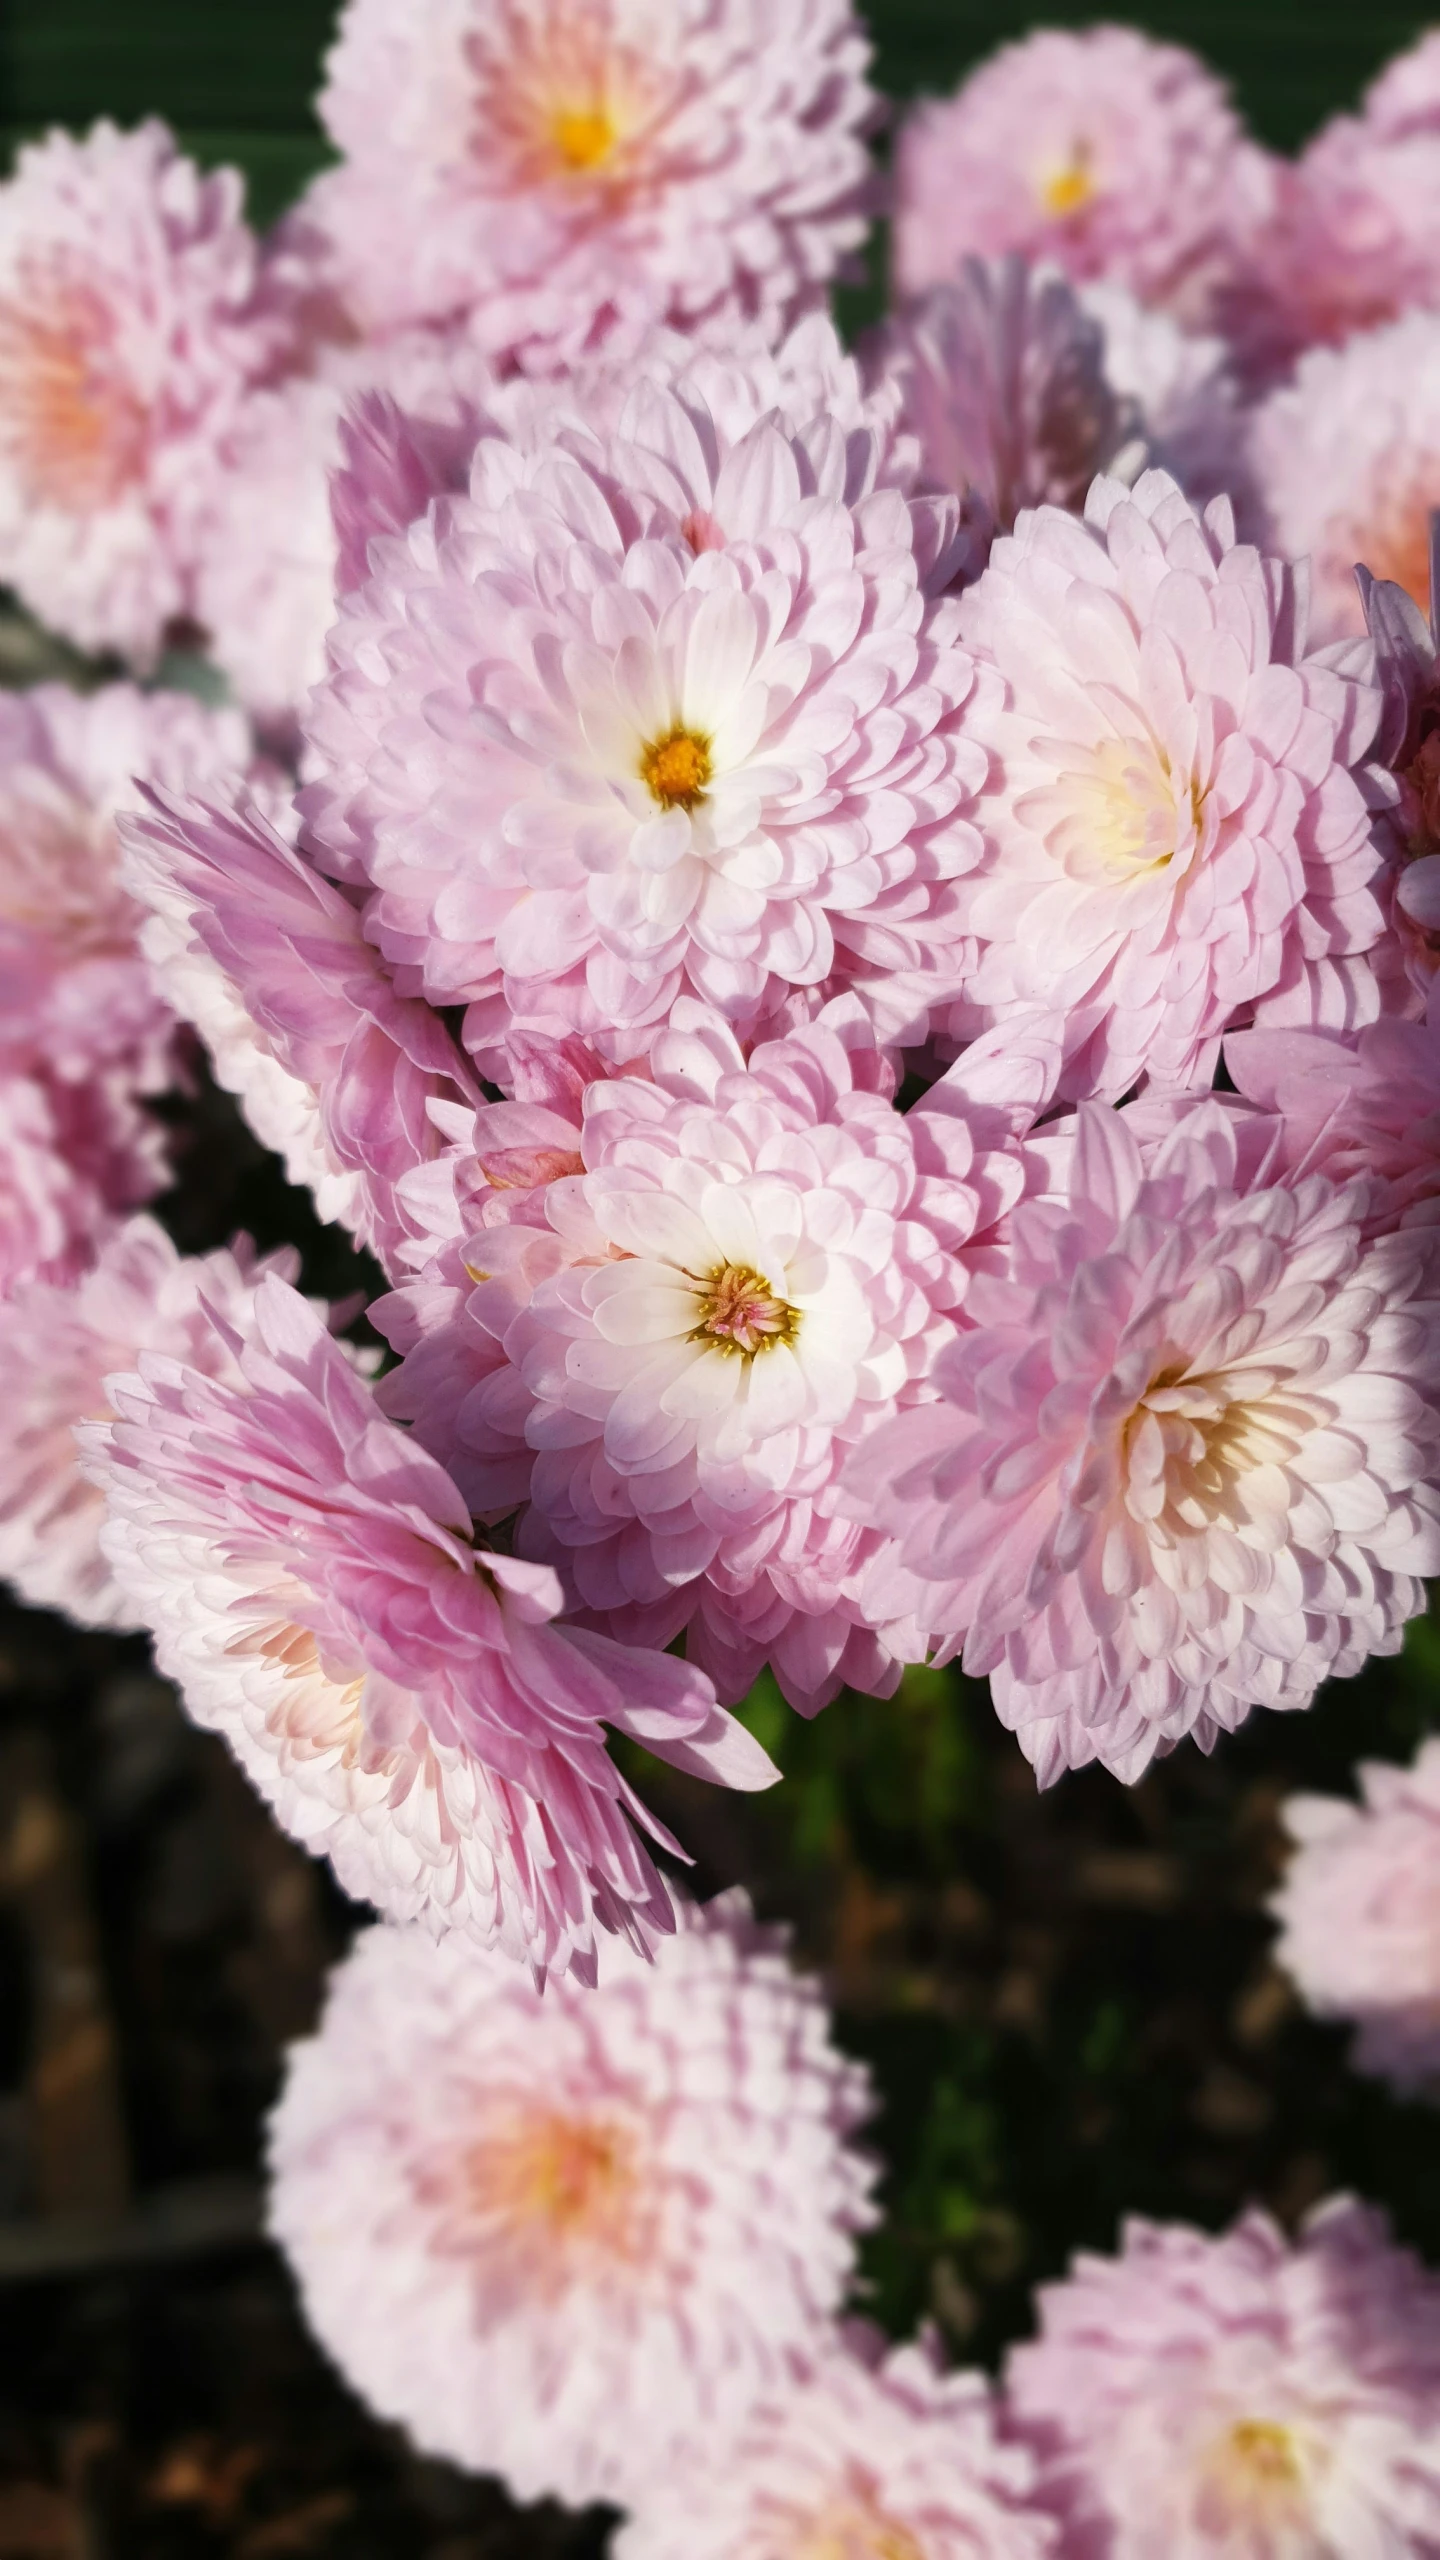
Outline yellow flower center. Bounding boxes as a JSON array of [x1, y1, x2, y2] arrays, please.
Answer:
[[786, 2491, 925, 2560], [0, 287, 147, 512], [690, 1262, 801, 1359], [1197, 2416, 1317, 2535], [1040, 151, 1096, 218], [1226, 2422, 1303, 2488], [447, 2105, 649, 2299], [640, 725, 713, 811], [550, 102, 617, 172]]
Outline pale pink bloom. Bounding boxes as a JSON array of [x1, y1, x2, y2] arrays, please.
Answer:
[[292, 0, 875, 367], [1362, 30, 1440, 135], [0, 1215, 295, 1630], [1076, 283, 1253, 524], [301, 358, 992, 1070], [892, 28, 1272, 329], [1250, 314, 1440, 649], [118, 790, 479, 1270], [1004, 2198, 1440, 2556], [1349, 519, 1440, 1001], [944, 469, 1388, 1100], [0, 121, 283, 663], [267, 1897, 875, 2506], [0, 683, 255, 1096], [845, 1098, 1440, 1786], [1227, 987, 1440, 1236], [1272, 1740, 1440, 2097], [379, 1000, 1052, 1714], [617, 2322, 1056, 2560], [84, 1276, 773, 1978], [0, 1069, 155, 1299]]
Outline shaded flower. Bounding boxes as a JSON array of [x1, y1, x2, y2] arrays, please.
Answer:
[[1272, 1738, 1440, 2096], [266, 1896, 875, 2506], [1227, 985, 1440, 1236]]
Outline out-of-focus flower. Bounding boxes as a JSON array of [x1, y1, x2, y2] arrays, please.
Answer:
[[1272, 1739, 1440, 2096], [0, 1216, 294, 1630], [291, 0, 875, 368], [0, 1069, 156, 1300], [379, 999, 1052, 1713], [1004, 2198, 1440, 2554], [1077, 282, 1252, 523], [300, 352, 992, 1070], [877, 257, 1137, 541], [266, 1897, 875, 2506], [617, 2322, 1057, 2559], [0, 121, 283, 663], [892, 27, 1271, 329], [845, 1098, 1440, 1785], [119, 790, 480, 1269], [83, 1276, 773, 1979], [945, 470, 1388, 1099]]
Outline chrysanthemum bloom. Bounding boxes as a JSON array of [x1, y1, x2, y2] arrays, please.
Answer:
[[0, 1216, 295, 1630], [1227, 989, 1440, 1237], [379, 1000, 1051, 1713], [1351, 520, 1440, 998], [301, 358, 992, 1070], [878, 258, 1136, 542], [892, 28, 1271, 328], [0, 121, 284, 663], [617, 2323, 1056, 2560], [944, 469, 1388, 1099], [266, 1898, 876, 2509], [1272, 1740, 1440, 2097], [84, 1276, 772, 1977], [1004, 2198, 1440, 2554], [845, 1097, 1440, 1785], [1077, 283, 1252, 524], [291, 0, 875, 367], [0, 683, 256, 1102], [119, 790, 479, 1270], [0, 1069, 152, 1300]]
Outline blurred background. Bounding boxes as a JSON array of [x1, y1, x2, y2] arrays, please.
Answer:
[[1, 6, 1439, 2558]]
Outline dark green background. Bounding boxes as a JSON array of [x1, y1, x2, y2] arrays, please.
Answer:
[[1, 3, 1435, 225]]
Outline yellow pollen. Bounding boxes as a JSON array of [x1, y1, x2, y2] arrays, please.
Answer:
[[459, 2107, 645, 2273], [640, 725, 712, 811], [1225, 2423, 1303, 2489], [789, 2492, 925, 2560], [1040, 154, 1096, 218], [550, 103, 617, 172], [690, 1262, 801, 1359]]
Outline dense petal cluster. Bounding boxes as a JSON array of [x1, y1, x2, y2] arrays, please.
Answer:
[[947, 469, 1388, 1097], [293, 0, 876, 367], [301, 356, 992, 1067], [1227, 992, 1440, 1233], [892, 28, 1270, 327], [83, 1276, 772, 1980], [617, 2324, 1056, 2559], [847, 1100, 1440, 1783], [266, 1898, 877, 2508], [1272, 1739, 1440, 2096], [0, 120, 282, 661], [1004, 2199, 1440, 2554]]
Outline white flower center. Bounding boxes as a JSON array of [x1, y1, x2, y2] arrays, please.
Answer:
[[0, 275, 147, 511], [688, 1260, 801, 1358], [1123, 1362, 1314, 1537]]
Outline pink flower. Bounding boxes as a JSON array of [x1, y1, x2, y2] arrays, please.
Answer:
[[300, 353, 992, 1070], [266, 1896, 876, 2507], [379, 1000, 1052, 1714], [1227, 989, 1440, 1235], [0, 1069, 157, 1300], [877, 258, 1136, 541], [1077, 283, 1253, 526], [0, 1215, 295, 1630], [944, 469, 1389, 1099], [290, 0, 875, 366], [845, 1098, 1440, 1785], [1004, 2198, 1440, 2555], [1249, 314, 1440, 648], [0, 121, 283, 663], [83, 1275, 773, 1979], [617, 2323, 1056, 2560], [0, 683, 256, 1096], [1272, 1739, 1440, 2097], [118, 789, 480, 1271], [892, 28, 1271, 329]]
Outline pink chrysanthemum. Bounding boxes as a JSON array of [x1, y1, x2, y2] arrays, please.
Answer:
[[0, 1068, 156, 1299], [291, 0, 875, 367], [878, 258, 1136, 542], [266, 1897, 876, 2508], [1077, 283, 1252, 524], [1272, 1739, 1440, 2097], [892, 28, 1271, 328], [1227, 989, 1440, 1235], [0, 683, 256, 1096], [0, 1215, 295, 1631], [944, 469, 1388, 1098], [0, 121, 283, 663], [617, 2322, 1056, 2560], [83, 1275, 772, 1978], [379, 1000, 1052, 1713], [1004, 2198, 1440, 2555], [300, 353, 991, 1069], [846, 1097, 1440, 1785], [119, 790, 479, 1270], [1249, 314, 1440, 647]]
